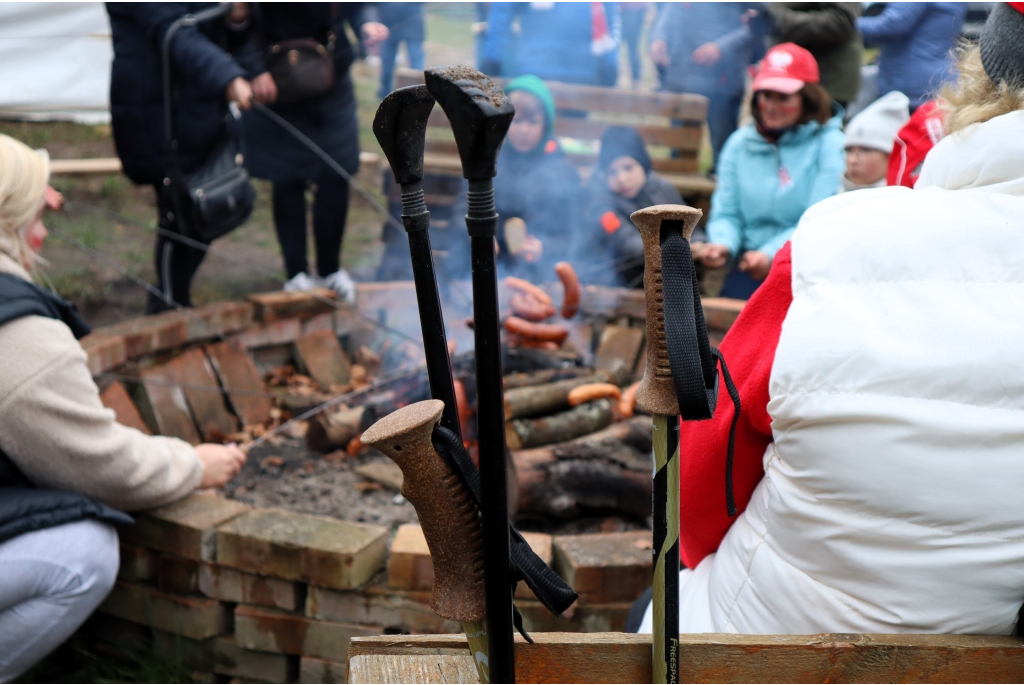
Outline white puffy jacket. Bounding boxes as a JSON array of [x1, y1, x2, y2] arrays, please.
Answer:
[[642, 109, 1024, 635]]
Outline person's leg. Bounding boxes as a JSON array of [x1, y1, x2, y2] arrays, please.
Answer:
[[621, 8, 645, 85], [312, 174, 350, 279], [406, 35, 425, 71], [706, 92, 743, 170], [378, 31, 401, 99], [148, 185, 210, 313], [0, 519, 119, 681], [272, 180, 310, 279]]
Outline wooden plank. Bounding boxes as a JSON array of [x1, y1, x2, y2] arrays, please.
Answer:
[[393, 68, 708, 121], [554, 119, 703, 151], [49, 157, 122, 175], [348, 632, 1024, 684], [48, 151, 380, 176]]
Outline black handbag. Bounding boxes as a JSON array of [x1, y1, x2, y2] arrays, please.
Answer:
[[162, 5, 256, 242], [266, 36, 336, 104]]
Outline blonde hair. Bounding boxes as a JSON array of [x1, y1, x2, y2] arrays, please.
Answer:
[[940, 44, 1024, 136], [0, 134, 49, 266]]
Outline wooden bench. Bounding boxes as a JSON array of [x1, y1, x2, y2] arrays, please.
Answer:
[[391, 68, 716, 208], [348, 632, 1024, 683]]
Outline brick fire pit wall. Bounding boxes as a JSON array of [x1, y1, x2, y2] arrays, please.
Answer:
[[73, 284, 743, 683]]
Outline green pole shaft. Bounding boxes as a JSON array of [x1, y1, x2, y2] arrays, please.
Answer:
[[652, 413, 680, 683]]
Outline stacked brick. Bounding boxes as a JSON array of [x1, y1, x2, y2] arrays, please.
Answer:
[[83, 494, 653, 683], [70, 285, 732, 681]]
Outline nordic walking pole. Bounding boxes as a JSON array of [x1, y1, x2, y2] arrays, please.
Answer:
[[424, 66, 516, 684], [372, 86, 462, 440], [361, 401, 490, 682], [631, 205, 707, 685]]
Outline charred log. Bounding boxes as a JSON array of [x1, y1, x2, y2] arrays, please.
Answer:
[[514, 416, 653, 519]]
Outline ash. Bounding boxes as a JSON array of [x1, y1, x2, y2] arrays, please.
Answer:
[[226, 437, 651, 535], [224, 437, 418, 530]]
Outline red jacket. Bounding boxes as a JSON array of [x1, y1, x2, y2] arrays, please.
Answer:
[[886, 100, 945, 189], [678, 242, 793, 569]]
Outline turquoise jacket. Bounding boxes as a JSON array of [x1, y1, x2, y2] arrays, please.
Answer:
[[706, 107, 846, 259]]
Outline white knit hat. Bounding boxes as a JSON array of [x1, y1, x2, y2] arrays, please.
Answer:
[[844, 91, 911, 153]]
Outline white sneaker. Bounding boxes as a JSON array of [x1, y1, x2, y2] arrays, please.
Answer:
[[283, 272, 316, 293], [319, 269, 357, 304]]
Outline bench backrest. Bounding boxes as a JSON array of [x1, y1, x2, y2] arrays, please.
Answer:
[[393, 68, 709, 175]]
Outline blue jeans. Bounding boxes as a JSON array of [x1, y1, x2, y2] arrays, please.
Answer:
[[706, 91, 743, 169], [378, 24, 425, 99]]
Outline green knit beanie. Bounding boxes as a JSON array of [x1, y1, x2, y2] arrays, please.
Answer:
[[505, 74, 557, 141]]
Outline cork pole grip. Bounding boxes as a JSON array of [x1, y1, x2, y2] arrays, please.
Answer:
[[361, 400, 487, 622], [630, 204, 704, 417]]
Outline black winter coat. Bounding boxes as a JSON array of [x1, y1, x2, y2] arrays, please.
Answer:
[[107, 3, 256, 185], [446, 142, 583, 282], [572, 173, 683, 288], [241, 3, 380, 184]]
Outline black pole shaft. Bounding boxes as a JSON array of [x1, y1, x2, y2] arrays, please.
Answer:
[[401, 182, 462, 440], [466, 180, 514, 682]]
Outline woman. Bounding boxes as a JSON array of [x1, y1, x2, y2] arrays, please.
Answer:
[[243, 4, 388, 302], [574, 126, 683, 288], [0, 135, 246, 680], [107, 3, 256, 314], [446, 75, 582, 281], [698, 42, 845, 299], [639, 2, 1024, 636]]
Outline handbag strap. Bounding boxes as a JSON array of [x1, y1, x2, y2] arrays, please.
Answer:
[[161, 4, 234, 167], [660, 220, 743, 517]]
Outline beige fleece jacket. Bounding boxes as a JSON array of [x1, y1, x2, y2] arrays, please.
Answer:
[[0, 236, 202, 511]]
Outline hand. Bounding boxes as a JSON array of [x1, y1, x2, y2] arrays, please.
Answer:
[[520, 235, 543, 262], [699, 243, 731, 268], [361, 22, 389, 47], [196, 443, 247, 489], [44, 185, 64, 211], [692, 42, 722, 66], [650, 39, 669, 66], [225, 77, 253, 110], [738, 250, 771, 280], [689, 241, 706, 260], [251, 72, 277, 104], [227, 2, 248, 25]]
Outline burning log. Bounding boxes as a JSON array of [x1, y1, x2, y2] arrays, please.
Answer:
[[503, 372, 615, 420], [305, 406, 367, 453], [514, 416, 653, 518], [505, 399, 614, 450]]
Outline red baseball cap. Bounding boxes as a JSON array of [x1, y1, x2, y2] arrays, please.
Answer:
[[752, 43, 820, 94]]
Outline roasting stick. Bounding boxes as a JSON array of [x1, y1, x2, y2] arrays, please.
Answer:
[[360, 401, 490, 682], [631, 205, 706, 684], [425, 66, 517, 683], [372, 86, 462, 440]]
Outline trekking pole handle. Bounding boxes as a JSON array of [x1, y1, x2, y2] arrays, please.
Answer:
[[631, 204, 704, 417], [360, 401, 487, 622]]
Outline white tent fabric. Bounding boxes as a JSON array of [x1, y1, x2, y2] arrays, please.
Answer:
[[0, 3, 112, 124]]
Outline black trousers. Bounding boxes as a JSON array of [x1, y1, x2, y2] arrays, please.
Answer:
[[146, 184, 211, 314], [272, 175, 350, 279]]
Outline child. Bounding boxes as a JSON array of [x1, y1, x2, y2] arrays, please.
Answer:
[[445, 75, 582, 280], [840, 91, 910, 192], [573, 126, 684, 288]]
